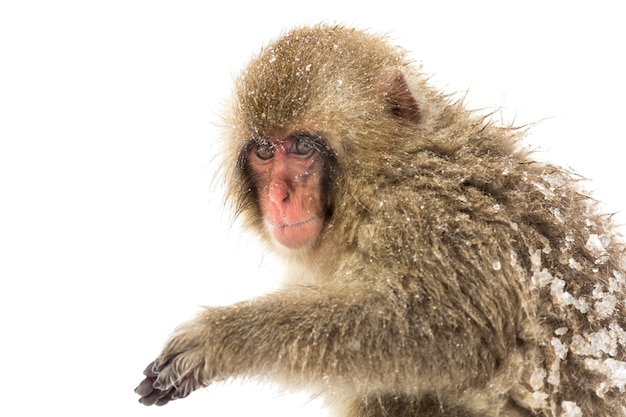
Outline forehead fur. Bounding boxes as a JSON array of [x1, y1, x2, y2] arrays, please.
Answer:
[[231, 25, 408, 140]]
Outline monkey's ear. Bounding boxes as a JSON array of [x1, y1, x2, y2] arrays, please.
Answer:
[[378, 69, 420, 123]]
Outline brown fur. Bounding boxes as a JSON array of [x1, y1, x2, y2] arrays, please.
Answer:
[[136, 25, 626, 416]]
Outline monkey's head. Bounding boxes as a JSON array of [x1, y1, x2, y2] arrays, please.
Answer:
[[222, 25, 434, 253]]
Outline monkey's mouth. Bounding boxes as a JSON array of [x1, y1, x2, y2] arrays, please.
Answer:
[[272, 216, 319, 229], [266, 216, 323, 249]]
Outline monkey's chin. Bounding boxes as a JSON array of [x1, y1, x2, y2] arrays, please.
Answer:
[[268, 217, 322, 250]]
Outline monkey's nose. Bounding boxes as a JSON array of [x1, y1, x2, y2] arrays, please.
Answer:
[[269, 181, 290, 206]]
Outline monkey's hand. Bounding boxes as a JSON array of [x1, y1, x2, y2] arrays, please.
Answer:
[[135, 361, 177, 406], [136, 324, 216, 406]]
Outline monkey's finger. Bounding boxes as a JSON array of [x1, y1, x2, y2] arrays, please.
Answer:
[[134, 377, 156, 398], [143, 361, 157, 378], [136, 374, 177, 407], [155, 389, 177, 406], [138, 386, 176, 406]]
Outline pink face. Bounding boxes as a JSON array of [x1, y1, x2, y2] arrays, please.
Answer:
[[246, 134, 326, 250]]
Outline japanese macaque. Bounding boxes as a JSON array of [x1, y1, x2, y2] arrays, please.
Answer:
[[135, 25, 626, 416]]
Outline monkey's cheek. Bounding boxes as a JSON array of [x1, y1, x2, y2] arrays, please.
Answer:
[[270, 218, 322, 249]]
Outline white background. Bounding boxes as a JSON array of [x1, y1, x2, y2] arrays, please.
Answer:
[[1, 1, 625, 416]]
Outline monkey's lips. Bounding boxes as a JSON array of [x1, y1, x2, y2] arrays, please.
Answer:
[[268, 216, 322, 249]]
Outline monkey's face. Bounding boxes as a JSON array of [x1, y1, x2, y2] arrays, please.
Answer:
[[245, 132, 327, 250]]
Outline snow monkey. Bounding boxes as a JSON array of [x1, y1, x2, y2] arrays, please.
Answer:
[[135, 25, 626, 416]]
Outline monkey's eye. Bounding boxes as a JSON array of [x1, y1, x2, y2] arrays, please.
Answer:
[[291, 136, 316, 156], [255, 143, 274, 160]]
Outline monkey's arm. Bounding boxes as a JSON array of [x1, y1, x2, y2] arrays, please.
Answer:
[[136, 279, 508, 405]]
